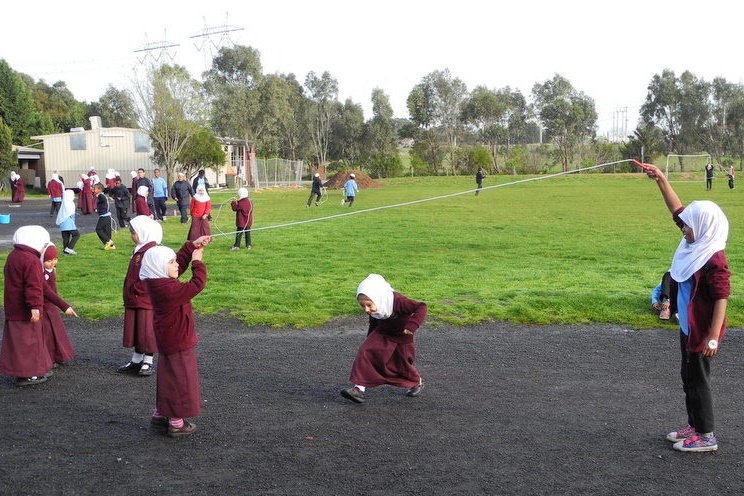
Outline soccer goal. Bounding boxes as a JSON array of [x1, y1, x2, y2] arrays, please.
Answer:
[[665, 154, 712, 175], [248, 157, 304, 189]]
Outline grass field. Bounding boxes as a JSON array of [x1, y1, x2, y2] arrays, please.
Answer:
[[2, 172, 742, 329]]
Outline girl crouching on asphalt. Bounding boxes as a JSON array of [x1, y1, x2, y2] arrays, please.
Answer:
[[341, 274, 427, 404]]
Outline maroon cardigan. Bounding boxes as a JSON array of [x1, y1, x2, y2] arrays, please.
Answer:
[[673, 207, 731, 352], [145, 260, 206, 354], [367, 292, 427, 343]]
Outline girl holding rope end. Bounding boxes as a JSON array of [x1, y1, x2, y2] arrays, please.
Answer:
[[230, 187, 253, 250], [644, 164, 731, 453]]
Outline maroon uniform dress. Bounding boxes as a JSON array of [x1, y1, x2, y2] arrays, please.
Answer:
[[78, 177, 95, 214], [11, 176, 25, 203], [134, 195, 151, 217], [145, 259, 207, 419], [1, 245, 53, 378], [349, 292, 427, 388], [42, 269, 76, 364], [187, 198, 212, 241]]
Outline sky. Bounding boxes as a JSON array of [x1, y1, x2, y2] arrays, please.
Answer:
[[2, 0, 740, 139]]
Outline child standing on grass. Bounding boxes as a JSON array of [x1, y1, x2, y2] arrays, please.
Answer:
[[56, 190, 80, 255], [42, 244, 77, 366], [188, 185, 212, 242], [134, 185, 153, 219], [341, 173, 358, 207], [230, 187, 253, 250], [341, 274, 427, 404], [94, 183, 116, 251], [140, 243, 209, 437], [1, 226, 53, 386], [645, 164, 731, 453]]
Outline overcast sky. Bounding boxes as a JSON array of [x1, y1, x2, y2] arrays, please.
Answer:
[[2, 0, 739, 138]]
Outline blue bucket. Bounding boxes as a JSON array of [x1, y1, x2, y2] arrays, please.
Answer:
[[0, 214, 10, 224]]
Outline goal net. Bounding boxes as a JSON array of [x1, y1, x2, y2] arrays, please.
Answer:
[[246, 157, 304, 189], [665, 154, 712, 175]]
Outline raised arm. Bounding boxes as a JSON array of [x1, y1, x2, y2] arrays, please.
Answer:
[[645, 165, 683, 214]]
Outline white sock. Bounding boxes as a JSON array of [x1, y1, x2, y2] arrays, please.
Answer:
[[132, 352, 144, 363], [355, 385, 366, 392], [143, 354, 154, 365]]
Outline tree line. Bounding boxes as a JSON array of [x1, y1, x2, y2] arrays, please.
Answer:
[[3, 50, 744, 183]]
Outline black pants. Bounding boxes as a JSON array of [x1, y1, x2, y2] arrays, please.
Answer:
[[96, 216, 112, 244], [61, 230, 80, 250], [154, 197, 167, 220], [50, 201, 61, 217], [234, 229, 252, 247], [679, 331, 714, 433], [343, 196, 355, 207], [177, 204, 189, 223], [307, 190, 321, 206], [706, 178, 713, 190], [115, 206, 130, 228]]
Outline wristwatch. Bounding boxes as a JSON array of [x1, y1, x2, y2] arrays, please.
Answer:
[[708, 339, 718, 350]]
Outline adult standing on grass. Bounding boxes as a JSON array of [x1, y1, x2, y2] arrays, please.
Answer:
[[475, 167, 485, 196], [341, 173, 358, 207], [1, 225, 53, 386], [152, 169, 168, 221], [645, 164, 731, 453], [705, 163, 714, 191], [170, 172, 193, 223]]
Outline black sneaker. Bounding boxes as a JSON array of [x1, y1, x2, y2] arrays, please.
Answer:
[[16, 376, 48, 387], [341, 387, 365, 404], [406, 381, 424, 397], [117, 361, 142, 374]]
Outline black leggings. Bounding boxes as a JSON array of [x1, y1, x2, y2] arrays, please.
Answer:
[[234, 229, 252, 247], [61, 230, 80, 250]]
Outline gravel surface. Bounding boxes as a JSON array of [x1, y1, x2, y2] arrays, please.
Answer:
[[1, 314, 743, 495]]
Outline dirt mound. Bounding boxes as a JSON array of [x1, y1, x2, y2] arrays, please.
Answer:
[[323, 170, 383, 189]]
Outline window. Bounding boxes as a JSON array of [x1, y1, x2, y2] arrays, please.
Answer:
[[134, 132, 151, 153], [70, 134, 87, 150]]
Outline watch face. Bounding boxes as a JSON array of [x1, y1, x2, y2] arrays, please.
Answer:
[[708, 340, 718, 350]]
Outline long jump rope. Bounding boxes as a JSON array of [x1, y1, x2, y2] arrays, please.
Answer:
[[204, 158, 642, 240]]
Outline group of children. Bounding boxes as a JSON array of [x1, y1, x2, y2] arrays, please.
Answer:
[[1, 165, 732, 453]]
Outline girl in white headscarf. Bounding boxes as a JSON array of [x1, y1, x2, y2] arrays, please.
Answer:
[[1, 226, 53, 385], [230, 187, 253, 250], [134, 185, 152, 218], [140, 243, 208, 437], [187, 185, 212, 242], [340, 274, 428, 404], [9, 171, 25, 203], [645, 165, 730, 453], [56, 190, 80, 255]]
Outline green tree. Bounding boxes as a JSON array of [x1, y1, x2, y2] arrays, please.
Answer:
[[132, 64, 208, 184], [305, 70, 339, 168], [171, 126, 226, 178], [31, 80, 87, 133], [0, 59, 35, 144], [0, 117, 16, 180], [531, 74, 597, 171], [329, 98, 364, 166], [86, 85, 138, 128], [362, 88, 401, 177], [204, 45, 264, 155]]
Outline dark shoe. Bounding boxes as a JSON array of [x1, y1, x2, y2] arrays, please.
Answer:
[[341, 387, 365, 404], [168, 420, 196, 437], [406, 381, 424, 397], [138, 363, 154, 376], [151, 416, 169, 429], [117, 361, 142, 374], [16, 376, 48, 387]]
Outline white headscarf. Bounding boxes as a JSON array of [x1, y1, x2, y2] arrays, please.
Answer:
[[51, 173, 63, 185], [105, 168, 116, 179], [137, 185, 149, 197], [130, 171, 137, 179], [129, 215, 163, 252], [356, 273, 395, 320], [140, 245, 177, 280], [194, 185, 210, 202], [56, 189, 77, 225], [238, 187, 249, 200], [10, 171, 19, 181], [670, 200, 729, 282], [12, 225, 51, 254]]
